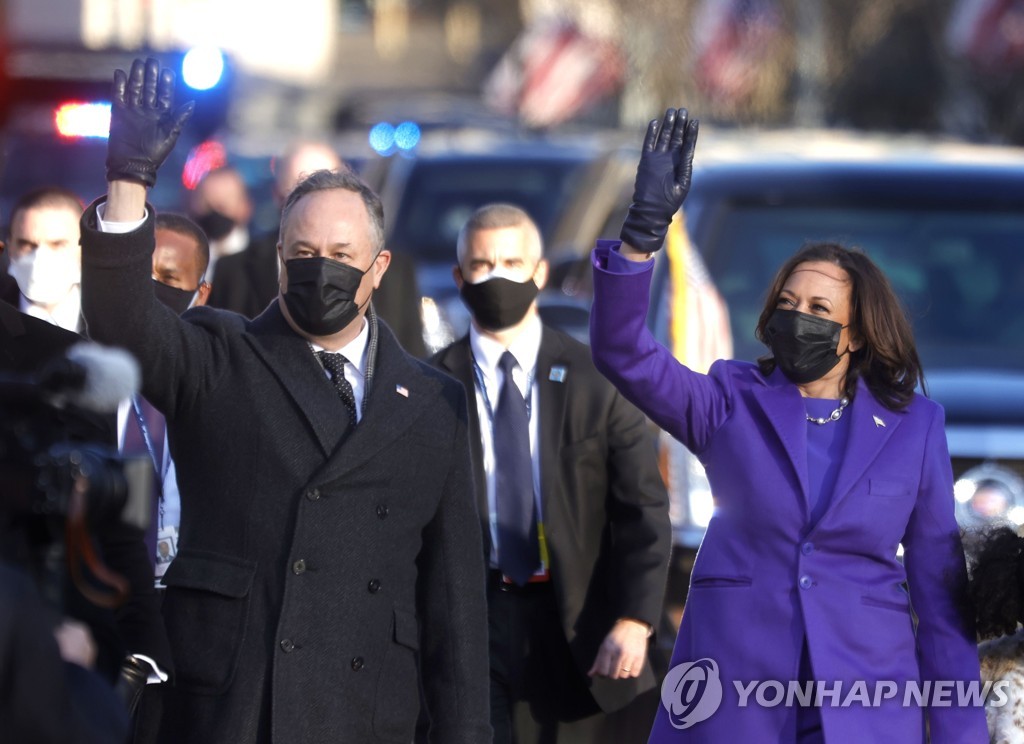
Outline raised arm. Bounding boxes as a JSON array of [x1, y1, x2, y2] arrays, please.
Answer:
[[81, 59, 231, 416], [590, 108, 729, 453]]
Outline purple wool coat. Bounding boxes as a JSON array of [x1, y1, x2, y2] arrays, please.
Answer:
[[589, 244, 987, 743]]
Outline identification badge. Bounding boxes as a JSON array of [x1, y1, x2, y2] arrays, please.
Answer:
[[155, 526, 178, 582]]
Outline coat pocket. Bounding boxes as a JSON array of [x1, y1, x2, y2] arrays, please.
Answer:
[[860, 593, 910, 615], [373, 607, 421, 742], [690, 575, 753, 589], [161, 549, 257, 695]]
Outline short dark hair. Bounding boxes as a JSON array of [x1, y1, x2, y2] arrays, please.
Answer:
[[754, 242, 924, 411], [155, 212, 211, 277], [456, 203, 543, 265], [9, 187, 83, 233], [279, 169, 384, 253]]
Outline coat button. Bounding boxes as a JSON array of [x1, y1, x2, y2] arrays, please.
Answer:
[[292, 559, 307, 575], [351, 656, 364, 671], [306, 488, 320, 502], [376, 504, 389, 519], [801, 542, 814, 555], [280, 639, 295, 653], [799, 575, 813, 590], [368, 578, 381, 593]]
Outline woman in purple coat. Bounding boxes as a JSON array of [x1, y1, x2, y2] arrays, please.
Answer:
[[589, 109, 988, 743]]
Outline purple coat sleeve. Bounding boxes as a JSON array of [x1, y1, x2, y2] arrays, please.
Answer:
[[904, 406, 989, 743], [589, 241, 730, 454]]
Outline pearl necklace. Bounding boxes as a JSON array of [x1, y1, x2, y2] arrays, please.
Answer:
[[806, 397, 850, 425]]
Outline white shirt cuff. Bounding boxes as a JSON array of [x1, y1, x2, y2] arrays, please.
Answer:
[[130, 653, 170, 684], [96, 202, 148, 234]]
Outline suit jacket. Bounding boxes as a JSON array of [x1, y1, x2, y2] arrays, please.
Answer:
[[208, 230, 428, 357], [79, 200, 491, 744], [1, 272, 18, 308], [206, 231, 279, 320], [589, 244, 988, 743], [0, 299, 173, 680], [432, 325, 671, 714]]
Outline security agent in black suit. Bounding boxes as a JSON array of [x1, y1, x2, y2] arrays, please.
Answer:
[[80, 58, 490, 744], [209, 140, 427, 357], [431, 204, 671, 743]]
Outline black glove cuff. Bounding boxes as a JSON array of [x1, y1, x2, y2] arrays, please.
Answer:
[[620, 203, 670, 254], [105, 159, 157, 189]]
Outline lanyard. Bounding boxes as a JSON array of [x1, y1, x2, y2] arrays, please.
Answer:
[[470, 353, 534, 423], [131, 397, 168, 525]]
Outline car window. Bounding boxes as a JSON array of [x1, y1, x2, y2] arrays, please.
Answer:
[[701, 205, 1024, 371], [386, 157, 592, 264]]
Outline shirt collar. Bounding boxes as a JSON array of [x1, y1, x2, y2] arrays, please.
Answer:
[[309, 317, 370, 377], [20, 285, 81, 333], [469, 313, 542, 378]]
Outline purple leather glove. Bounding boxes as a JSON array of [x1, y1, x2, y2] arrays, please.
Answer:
[[619, 108, 699, 255], [106, 57, 194, 188]]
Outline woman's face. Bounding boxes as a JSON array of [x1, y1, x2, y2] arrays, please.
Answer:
[[776, 260, 862, 357]]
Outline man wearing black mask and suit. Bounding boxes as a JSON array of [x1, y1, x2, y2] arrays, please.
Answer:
[[431, 203, 671, 744], [209, 140, 427, 357], [80, 58, 489, 744]]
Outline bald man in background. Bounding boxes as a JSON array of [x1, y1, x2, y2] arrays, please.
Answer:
[[208, 141, 426, 356]]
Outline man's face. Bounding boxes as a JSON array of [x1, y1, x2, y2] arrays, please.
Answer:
[[454, 225, 547, 289], [153, 227, 210, 306], [277, 188, 390, 330], [8, 205, 81, 264], [191, 170, 252, 225]]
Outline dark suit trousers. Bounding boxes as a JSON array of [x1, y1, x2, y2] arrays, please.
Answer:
[[487, 572, 601, 744]]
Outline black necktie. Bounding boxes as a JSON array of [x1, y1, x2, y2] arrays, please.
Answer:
[[316, 351, 358, 431], [494, 351, 539, 585]]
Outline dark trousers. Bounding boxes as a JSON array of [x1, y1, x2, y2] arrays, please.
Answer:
[[487, 571, 602, 744]]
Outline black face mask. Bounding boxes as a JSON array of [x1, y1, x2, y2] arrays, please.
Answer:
[[765, 309, 849, 384], [282, 256, 374, 337], [153, 279, 198, 316], [459, 272, 539, 331], [195, 209, 235, 241]]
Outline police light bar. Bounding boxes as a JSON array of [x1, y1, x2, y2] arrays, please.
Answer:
[[369, 121, 421, 155], [54, 102, 111, 139]]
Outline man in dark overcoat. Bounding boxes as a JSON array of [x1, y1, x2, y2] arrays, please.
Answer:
[[79, 57, 490, 744]]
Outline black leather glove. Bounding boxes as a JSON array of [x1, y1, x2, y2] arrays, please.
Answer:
[[106, 57, 194, 188], [619, 107, 699, 255]]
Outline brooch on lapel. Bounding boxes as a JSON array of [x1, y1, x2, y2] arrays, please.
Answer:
[[549, 366, 567, 383], [872, 415, 886, 428]]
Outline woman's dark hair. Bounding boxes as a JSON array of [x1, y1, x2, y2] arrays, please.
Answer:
[[754, 242, 924, 411], [966, 524, 1024, 641]]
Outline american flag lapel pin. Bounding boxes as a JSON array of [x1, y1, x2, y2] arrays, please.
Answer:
[[396, 384, 409, 398], [549, 366, 567, 383], [872, 415, 886, 428]]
